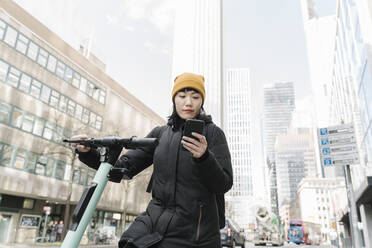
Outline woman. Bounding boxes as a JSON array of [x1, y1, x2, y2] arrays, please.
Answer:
[[75, 72, 233, 248]]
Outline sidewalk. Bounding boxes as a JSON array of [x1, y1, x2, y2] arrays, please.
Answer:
[[0, 244, 117, 248]]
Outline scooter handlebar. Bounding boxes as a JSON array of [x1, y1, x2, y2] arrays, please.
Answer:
[[63, 136, 158, 149]]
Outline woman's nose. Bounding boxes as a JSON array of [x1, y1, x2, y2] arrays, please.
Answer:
[[185, 96, 192, 105]]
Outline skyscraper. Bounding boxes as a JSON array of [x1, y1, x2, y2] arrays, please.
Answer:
[[225, 68, 254, 230], [172, 0, 223, 126], [275, 129, 317, 210], [226, 68, 253, 197], [300, 0, 336, 128], [300, 0, 344, 178], [263, 82, 295, 215]]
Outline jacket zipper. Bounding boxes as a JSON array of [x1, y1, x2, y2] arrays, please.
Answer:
[[196, 202, 204, 242]]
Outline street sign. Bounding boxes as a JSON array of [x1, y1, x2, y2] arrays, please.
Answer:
[[317, 123, 359, 166], [43, 206, 51, 215], [321, 154, 360, 167]]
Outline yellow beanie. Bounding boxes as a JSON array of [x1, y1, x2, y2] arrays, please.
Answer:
[[172, 72, 205, 102]]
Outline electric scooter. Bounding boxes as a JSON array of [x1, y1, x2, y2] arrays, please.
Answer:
[[60, 136, 158, 248]]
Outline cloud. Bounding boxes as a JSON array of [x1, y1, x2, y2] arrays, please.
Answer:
[[14, 0, 87, 48], [144, 40, 155, 51], [123, 25, 136, 32], [106, 14, 119, 25], [111, 0, 176, 35], [144, 41, 171, 54]]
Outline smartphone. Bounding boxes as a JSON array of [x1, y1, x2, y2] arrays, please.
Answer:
[[183, 119, 205, 140]]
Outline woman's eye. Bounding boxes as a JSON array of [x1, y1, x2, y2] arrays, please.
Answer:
[[193, 96, 200, 99]]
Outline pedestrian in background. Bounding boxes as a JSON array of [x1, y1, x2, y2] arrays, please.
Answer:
[[46, 220, 53, 242], [74, 72, 233, 248], [56, 220, 63, 242]]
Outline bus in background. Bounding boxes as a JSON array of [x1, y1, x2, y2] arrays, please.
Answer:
[[288, 219, 304, 245]]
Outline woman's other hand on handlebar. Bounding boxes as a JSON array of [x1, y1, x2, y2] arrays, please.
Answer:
[[71, 134, 91, 153]]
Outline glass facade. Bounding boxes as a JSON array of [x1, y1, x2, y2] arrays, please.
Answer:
[[0, 18, 106, 105], [0, 99, 74, 144], [0, 141, 94, 185], [263, 82, 295, 215], [0, 59, 102, 130], [358, 61, 372, 163]]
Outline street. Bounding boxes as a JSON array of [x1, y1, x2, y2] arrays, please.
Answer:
[[232, 241, 338, 248]]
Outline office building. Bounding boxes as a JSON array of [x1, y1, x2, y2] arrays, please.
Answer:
[[263, 82, 295, 214], [0, 1, 164, 244], [172, 0, 223, 126]]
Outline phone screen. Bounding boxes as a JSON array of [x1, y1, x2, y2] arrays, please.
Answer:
[[183, 119, 205, 139]]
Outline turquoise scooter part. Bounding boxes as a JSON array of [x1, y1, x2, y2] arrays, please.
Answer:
[[61, 162, 112, 248]]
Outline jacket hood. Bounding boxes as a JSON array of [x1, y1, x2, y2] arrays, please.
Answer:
[[167, 113, 213, 130]]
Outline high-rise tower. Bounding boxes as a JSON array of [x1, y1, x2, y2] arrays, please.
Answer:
[[172, 0, 223, 126], [263, 82, 295, 215], [225, 68, 254, 230]]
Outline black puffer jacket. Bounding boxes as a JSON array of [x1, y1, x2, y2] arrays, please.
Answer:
[[78, 118, 233, 248]]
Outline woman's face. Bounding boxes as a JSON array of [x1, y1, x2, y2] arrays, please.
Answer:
[[174, 89, 203, 120]]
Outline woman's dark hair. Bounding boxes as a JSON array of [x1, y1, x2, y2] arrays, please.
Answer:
[[167, 88, 212, 129]]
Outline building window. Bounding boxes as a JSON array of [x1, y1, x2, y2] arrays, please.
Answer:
[[80, 168, 87, 185], [37, 48, 48, 67], [4, 25, 17, 47], [96, 116, 103, 130], [53, 126, 63, 143], [7, 67, 21, 88], [75, 104, 83, 120], [56, 61, 66, 78], [54, 161, 65, 180], [89, 112, 96, 126], [45, 157, 55, 177], [26, 153, 37, 173], [49, 90, 60, 108], [14, 148, 26, 169], [16, 33, 29, 54], [73, 169, 81, 184], [47, 54, 57, 73], [23, 199, 35, 209], [82, 109, 89, 124], [99, 90, 106, 104], [30, 79, 42, 98], [0, 60, 9, 81], [72, 72, 80, 88], [0, 102, 11, 123], [11, 108, 23, 128], [1, 144, 13, 167], [33, 118, 44, 136], [80, 77, 87, 92], [64, 66, 73, 83], [67, 100, 76, 116], [22, 113, 34, 132], [27, 41, 39, 61], [86, 81, 95, 97], [0, 19, 6, 39], [40, 85, 51, 104], [19, 73, 32, 93], [58, 95, 68, 112]]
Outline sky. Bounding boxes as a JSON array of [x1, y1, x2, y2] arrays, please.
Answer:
[[13, 0, 336, 120], [12, 0, 336, 196]]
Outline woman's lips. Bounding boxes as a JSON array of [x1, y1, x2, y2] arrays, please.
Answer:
[[184, 110, 193, 113]]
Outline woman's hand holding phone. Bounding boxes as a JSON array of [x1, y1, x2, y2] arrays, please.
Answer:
[[181, 132, 208, 158]]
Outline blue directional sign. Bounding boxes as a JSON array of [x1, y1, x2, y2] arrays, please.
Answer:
[[321, 138, 329, 145], [322, 147, 331, 155], [320, 128, 328, 136], [323, 158, 333, 166], [318, 124, 359, 166]]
